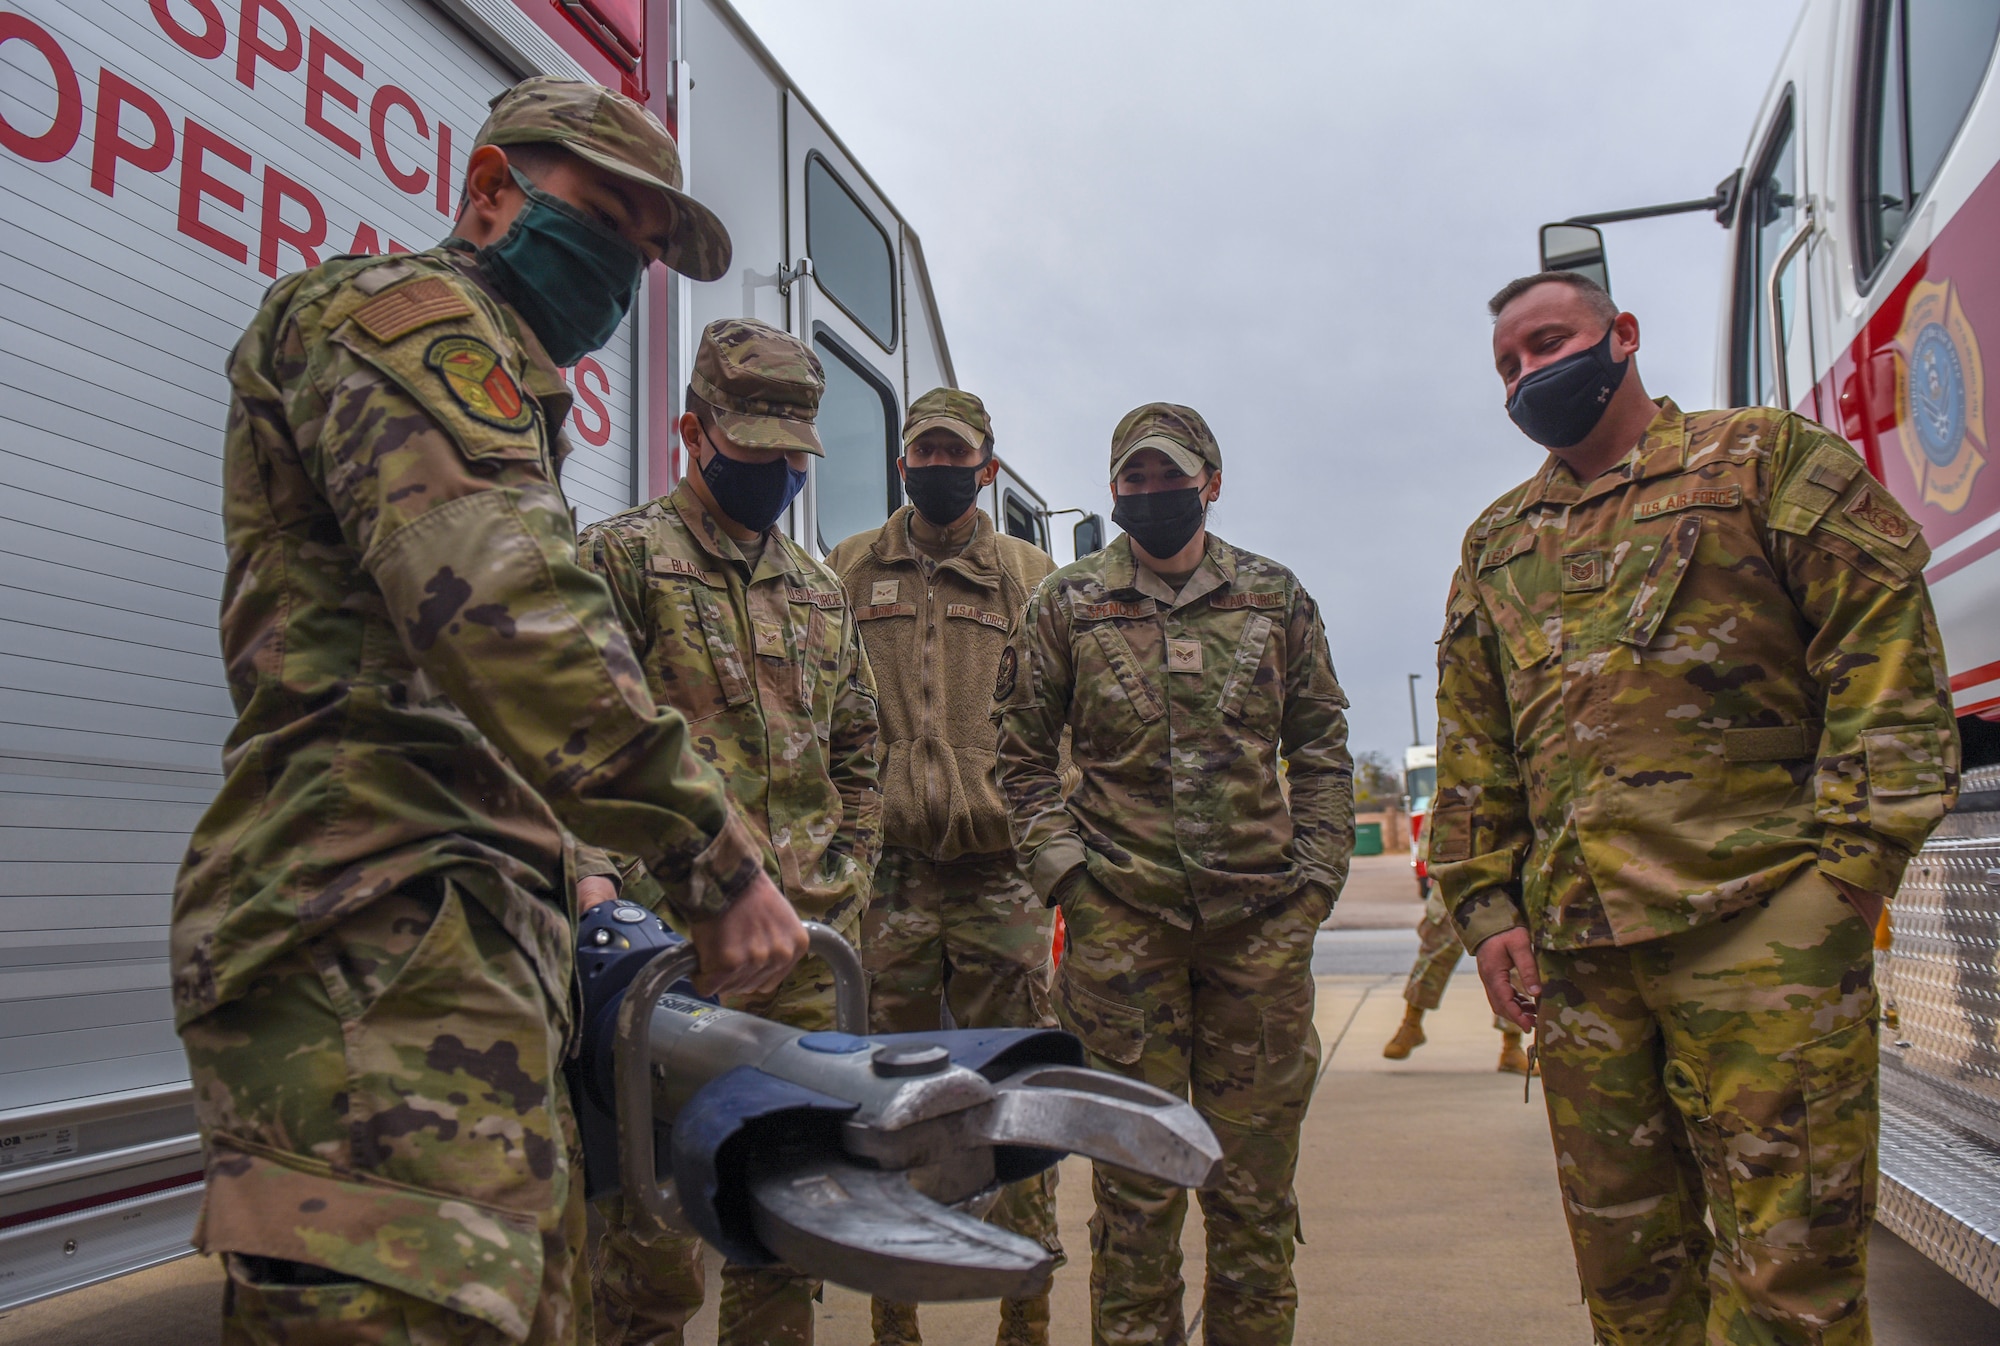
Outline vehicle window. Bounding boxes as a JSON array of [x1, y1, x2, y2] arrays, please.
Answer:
[[1731, 99, 1799, 407], [1856, 0, 2000, 279], [1405, 765, 1436, 813], [1002, 490, 1043, 547], [812, 333, 899, 552], [806, 155, 897, 350]]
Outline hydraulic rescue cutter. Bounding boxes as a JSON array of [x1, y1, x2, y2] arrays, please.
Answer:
[[567, 900, 1222, 1303]]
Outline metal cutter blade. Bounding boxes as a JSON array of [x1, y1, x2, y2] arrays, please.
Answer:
[[749, 1161, 1056, 1303], [978, 1065, 1223, 1190]]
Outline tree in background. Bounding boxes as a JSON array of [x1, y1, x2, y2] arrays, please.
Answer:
[[1353, 751, 1402, 809]]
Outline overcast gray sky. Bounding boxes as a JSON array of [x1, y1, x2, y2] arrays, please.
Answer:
[[734, 0, 1806, 769]]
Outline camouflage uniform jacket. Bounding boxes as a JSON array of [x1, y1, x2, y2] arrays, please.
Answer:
[[173, 246, 763, 1029], [579, 480, 882, 926], [1431, 400, 1959, 953], [826, 505, 1055, 861], [993, 532, 1353, 928]]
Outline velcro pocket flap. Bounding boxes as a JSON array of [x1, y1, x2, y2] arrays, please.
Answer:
[[690, 589, 755, 707], [1770, 441, 1861, 535], [1861, 725, 1951, 798], [1621, 513, 1703, 648], [1426, 794, 1473, 863], [1216, 613, 1275, 721], [1089, 623, 1164, 723], [1723, 721, 1821, 762]]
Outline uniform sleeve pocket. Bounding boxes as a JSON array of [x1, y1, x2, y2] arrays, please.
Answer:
[[1861, 725, 1952, 798], [1058, 974, 1147, 1066], [1426, 794, 1473, 863]]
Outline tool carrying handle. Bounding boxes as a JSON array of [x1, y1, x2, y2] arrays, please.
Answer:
[[616, 921, 867, 1238]]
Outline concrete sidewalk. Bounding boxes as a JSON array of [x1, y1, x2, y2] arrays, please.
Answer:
[[7, 952, 1997, 1343]]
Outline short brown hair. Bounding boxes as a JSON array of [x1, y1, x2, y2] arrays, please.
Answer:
[[1487, 271, 1617, 324]]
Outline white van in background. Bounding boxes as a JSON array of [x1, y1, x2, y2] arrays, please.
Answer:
[[0, 0, 1079, 1308], [1542, 0, 2000, 1306]]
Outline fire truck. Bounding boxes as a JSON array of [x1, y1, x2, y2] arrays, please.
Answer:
[[0, 0, 1084, 1308], [1539, 0, 2000, 1305], [1403, 743, 1435, 898]]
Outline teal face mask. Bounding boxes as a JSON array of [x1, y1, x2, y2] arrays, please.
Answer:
[[478, 167, 649, 367]]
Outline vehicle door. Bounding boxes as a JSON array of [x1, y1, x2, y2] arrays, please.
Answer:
[[1730, 78, 1822, 415], [784, 95, 904, 555]]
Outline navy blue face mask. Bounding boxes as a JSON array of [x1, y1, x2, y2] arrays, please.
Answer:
[[478, 168, 648, 367], [1505, 325, 1629, 449], [701, 449, 808, 534]]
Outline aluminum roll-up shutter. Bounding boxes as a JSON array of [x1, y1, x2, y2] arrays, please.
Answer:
[[0, 0, 639, 1119]]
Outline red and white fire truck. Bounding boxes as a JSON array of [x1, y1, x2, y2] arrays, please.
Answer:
[[0, 0, 1080, 1308], [1542, 0, 2000, 1305]]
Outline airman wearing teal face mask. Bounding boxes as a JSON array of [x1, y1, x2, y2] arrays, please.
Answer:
[[452, 78, 733, 366]]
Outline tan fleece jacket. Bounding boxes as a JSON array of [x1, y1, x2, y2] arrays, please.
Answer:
[[827, 506, 1055, 861]]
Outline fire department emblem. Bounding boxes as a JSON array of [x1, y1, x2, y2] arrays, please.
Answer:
[[425, 336, 534, 431], [1893, 277, 1986, 512]]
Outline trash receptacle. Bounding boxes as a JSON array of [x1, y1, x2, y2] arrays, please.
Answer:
[[1354, 821, 1383, 856]]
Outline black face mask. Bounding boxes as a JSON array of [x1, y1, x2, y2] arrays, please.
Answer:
[[1113, 487, 1206, 560], [1505, 326, 1629, 449], [701, 451, 808, 534], [901, 462, 983, 526]]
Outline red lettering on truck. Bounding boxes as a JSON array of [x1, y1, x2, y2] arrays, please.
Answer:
[[235, 0, 303, 90], [370, 85, 430, 194], [0, 14, 82, 162], [260, 167, 326, 276], [150, 0, 227, 60], [178, 120, 252, 262], [91, 72, 174, 196], [304, 27, 364, 157]]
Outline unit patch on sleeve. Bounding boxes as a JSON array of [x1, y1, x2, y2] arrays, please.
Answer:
[[424, 336, 535, 431], [1843, 486, 1917, 546], [994, 645, 1018, 701]]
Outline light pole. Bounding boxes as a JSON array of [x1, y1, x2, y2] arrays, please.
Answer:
[[1407, 673, 1423, 748]]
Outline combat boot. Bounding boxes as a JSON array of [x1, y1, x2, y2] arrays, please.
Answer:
[[872, 1297, 921, 1346], [1497, 1030, 1536, 1075], [1382, 1005, 1426, 1059], [997, 1291, 1051, 1346]]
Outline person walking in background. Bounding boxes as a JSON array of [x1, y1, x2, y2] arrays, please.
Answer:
[[994, 403, 1353, 1346], [1434, 270, 1958, 1344], [827, 387, 1064, 1346], [577, 318, 881, 1346]]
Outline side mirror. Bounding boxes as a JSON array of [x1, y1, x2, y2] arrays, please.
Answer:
[[1539, 222, 1610, 297], [1072, 513, 1105, 559]]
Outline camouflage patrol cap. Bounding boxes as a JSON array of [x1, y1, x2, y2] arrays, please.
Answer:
[[690, 318, 825, 455], [1110, 402, 1221, 478], [475, 76, 732, 282], [903, 387, 992, 454]]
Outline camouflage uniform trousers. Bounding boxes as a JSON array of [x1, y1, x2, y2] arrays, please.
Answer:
[[1056, 872, 1324, 1346], [1536, 865, 1878, 1346], [591, 906, 861, 1346], [1402, 889, 1509, 1034], [864, 847, 1063, 1346], [182, 877, 589, 1344]]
